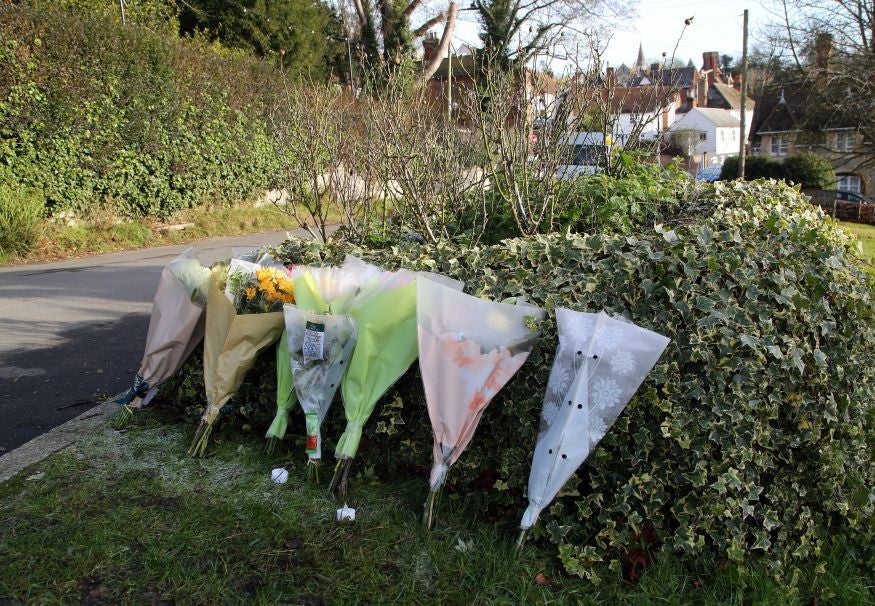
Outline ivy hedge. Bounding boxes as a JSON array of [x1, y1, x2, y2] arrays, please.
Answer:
[[163, 181, 874, 585], [0, 2, 282, 219]]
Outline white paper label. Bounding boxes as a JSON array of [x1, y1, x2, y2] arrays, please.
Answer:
[[302, 321, 325, 360]]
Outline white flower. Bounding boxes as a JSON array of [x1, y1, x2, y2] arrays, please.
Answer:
[[589, 415, 608, 443], [590, 377, 621, 410], [609, 350, 636, 376]]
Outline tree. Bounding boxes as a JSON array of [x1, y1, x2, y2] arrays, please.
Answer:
[[759, 0, 874, 169], [720, 53, 733, 72], [783, 153, 835, 188], [177, 0, 342, 79], [336, 0, 459, 86], [472, 0, 630, 71]]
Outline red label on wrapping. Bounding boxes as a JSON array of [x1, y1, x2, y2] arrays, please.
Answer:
[[306, 435, 318, 451]]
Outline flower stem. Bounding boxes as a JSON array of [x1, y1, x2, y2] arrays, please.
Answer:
[[307, 459, 321, 484], [188, 421, 212, 457], [111, 404, 135, 430], [515, 528, 528, 551], [328, 459, 352, 498], [265, 436, 277, 455], [423, 486, 443, 530]]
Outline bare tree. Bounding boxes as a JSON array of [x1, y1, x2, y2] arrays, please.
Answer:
[[268, 81, 353, 242], [365, 73, 487, 242], [759, 0, 874, 169], [333, 0, 459, 85]]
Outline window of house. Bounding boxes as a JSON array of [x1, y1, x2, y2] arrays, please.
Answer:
[[836, 174, 862, 193], [699, 132, 707, 141], [770, 135, 788, 157], [720, 130, 725, 142], [834, 131, 855, 152]]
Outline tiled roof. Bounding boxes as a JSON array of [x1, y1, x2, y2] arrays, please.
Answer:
[[709, 83, 754, 110], [690, 107, 741, 127], [753, 81, 858, 134]]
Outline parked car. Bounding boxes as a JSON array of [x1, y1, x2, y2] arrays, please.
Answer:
[[835, 190, 872, 204], [695, 166, 723, 182], [554, 131, 611, 178]]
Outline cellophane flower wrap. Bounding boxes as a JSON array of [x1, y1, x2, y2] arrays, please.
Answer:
[[189, 259, 290, 456], [417, 277, 545, 499], [111, 248, 209, 425], [520, 309, 669, 531], [265, 256, 373, 451], [334, 268, 463, 462], [283, 305, 357, 460], [265, 330, 299, 446]]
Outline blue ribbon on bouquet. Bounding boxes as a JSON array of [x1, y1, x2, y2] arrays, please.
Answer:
[[111, 374, 150, 406]]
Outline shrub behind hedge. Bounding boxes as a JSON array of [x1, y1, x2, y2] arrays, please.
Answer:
[[164, 181, 874, 584], [0, 3, 282, 219]]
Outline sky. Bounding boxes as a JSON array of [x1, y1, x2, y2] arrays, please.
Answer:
[[449, 0, 765, 72]]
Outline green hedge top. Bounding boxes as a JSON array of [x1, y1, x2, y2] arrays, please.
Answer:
[[166, 180, 875, 585]]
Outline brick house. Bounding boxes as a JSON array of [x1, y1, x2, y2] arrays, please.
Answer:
[[751, 87, 874, 196], [421, 34, 558, 129]]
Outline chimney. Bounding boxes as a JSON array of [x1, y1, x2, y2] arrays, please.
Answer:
[[606, 66, 616, 89], [697, 77, 708, 108], [649, 62, 660, 80], [702, 51, 721, 85], [815, 32, 833, 73], [422, 32, 441, 65]]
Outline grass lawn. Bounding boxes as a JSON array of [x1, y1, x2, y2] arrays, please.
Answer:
[[0, 202, 333, 267], [0, 410, 870, 605], [837, 220, 875, 270]]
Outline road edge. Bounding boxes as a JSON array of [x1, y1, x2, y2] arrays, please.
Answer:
[[0, 402, 116, 483]]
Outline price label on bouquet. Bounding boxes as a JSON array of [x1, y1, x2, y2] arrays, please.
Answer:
[[303, 321, 325, 361], [305, 412, 319, 453]]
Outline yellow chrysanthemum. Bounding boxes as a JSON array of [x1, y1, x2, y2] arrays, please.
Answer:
[[245, 287, 256, 300]]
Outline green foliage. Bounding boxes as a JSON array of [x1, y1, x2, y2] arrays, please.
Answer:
[[783, 154, 835, 189], [165, 181, 874, 587], [177, 0, 344, 79], [0, 3, 283, 219], [720, 155, 835, 190], [462, 160, 694, 244], [0, 181, 44, 257]]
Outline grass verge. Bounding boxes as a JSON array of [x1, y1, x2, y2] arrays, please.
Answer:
[[0, 409, 871, 605], [0, 203, 326, 267], [837, 220, 875, 271]]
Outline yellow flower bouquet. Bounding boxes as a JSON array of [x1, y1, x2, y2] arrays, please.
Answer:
[[189, 259, 293, 456]]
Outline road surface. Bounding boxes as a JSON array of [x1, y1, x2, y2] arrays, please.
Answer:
[[0, 230, 304, 452]]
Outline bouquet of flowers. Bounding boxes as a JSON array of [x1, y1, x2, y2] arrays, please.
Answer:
[[224, 258, 295, 313], [264, 258, 369, 451], [188, 259, 291, 456], [328, 266, 464, 496], [265, 331, 299, 454], [416, 277, 545, 527], [110, 248, 210, 428], [517, 309, 669, 546], [284, 305, 357, 481]]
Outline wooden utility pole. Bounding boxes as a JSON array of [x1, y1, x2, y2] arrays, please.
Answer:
[[447, 43, 453, 120], [738, 8, 749, 179]]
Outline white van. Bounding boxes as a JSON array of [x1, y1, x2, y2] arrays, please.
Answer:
[[555, 131, 612, 178]]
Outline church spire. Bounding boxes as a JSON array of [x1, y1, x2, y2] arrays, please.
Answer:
[[635, 43, 646, 70]]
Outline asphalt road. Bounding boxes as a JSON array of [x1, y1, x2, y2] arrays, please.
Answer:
[[0, 230, 303, 453]]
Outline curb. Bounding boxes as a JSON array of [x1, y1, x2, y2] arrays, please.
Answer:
[[0, 402, 116, 484]]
